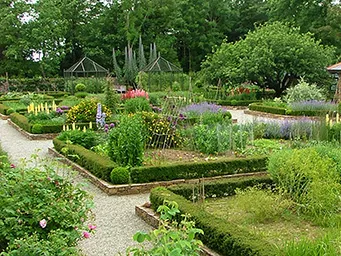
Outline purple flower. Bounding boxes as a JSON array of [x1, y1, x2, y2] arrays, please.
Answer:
[[39, 219, 47, 229], [60, 106, 70, 110], [10, 164, 16, 168], [181, 102, 227, 115], [104, 127, 109, 133], [56, 107, 64, 114], [88, 224, 97, 230], [109, 123, 115, 128]]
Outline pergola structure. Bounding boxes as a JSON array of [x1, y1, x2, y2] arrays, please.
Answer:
[[64, 56, 109, 78], [327, 62, 341, 102], [138, 56, 185, 91]]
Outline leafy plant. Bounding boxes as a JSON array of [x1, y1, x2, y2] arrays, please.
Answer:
[[66, 98, 111, 123], [108, 114, 146, 167], [284, 78, 326, 104], [0, 156, 94, 254], [127, 200, 203, 255], [268, 148, 341, 225], [124, 97, 152, 114], [75, 83, 86, 92], [57, 130, 101, 149]]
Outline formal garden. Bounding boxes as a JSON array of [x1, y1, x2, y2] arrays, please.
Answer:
[[3, 1, 341, 254]]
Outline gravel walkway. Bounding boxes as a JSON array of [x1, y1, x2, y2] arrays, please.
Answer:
[[0, 119, 151, 255]]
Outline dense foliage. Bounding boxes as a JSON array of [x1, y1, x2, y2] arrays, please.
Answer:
[[1, 0, 340, 78], [0, 157, 94, 254]]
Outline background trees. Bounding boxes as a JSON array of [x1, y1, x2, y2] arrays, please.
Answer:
[[0, 0, 339, 82], [200, 22, 335, 96]]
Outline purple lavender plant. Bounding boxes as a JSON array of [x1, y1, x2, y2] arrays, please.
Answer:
[[181, 102, 227, 116], [289, 100, 337, 112]]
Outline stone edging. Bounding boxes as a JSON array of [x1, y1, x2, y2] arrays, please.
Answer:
[[7, 119, 59, 140], [135, 205, 221, 256], [48, 147, 268, 196], [0, 113, 9, 120], [244, 110, 321, 120]]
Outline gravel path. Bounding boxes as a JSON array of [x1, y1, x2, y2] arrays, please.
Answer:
[[0, 119, 151, 255]]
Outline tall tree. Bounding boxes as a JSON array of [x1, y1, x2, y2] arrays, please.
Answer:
[[201, 22, 335, 96]]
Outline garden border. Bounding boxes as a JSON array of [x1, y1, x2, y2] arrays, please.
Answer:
[[48, 147, 268, 195], [0, 113, 9, 120], [7, 119, 58, 140], [135, 204, 221, 256], [244, 110, 321, 120]]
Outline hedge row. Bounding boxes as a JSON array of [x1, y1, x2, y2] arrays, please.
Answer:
[[0, 104, 9, 115], [10, 113, 32, 132], [53, 138, 117, 181], [249, 103, 287, 115], [130, 156, 267, 183], [168, 175, 273, 200], [285, 109, 327, 116], [9, 112, 94, 134], [210, 99, 262, 106], [150, 187, 276, 256], [0, 77, 65, 92]]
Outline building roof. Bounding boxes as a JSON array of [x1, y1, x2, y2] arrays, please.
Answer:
[[141, 56, 182, 73], [327, 62, 341, 74], [64, 56, 108, 74]]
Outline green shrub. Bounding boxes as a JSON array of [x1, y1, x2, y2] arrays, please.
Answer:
[[31, 124, 43, 134], [268, 148, 341, 225], [66, 98, 111, 123], [130, 156, 267, 183], [75, 83, 86, 92], [10, 112, 32, 132], [216, 99, 261, 106], [57, 130, 100, 149], [169, 175, 274, 200], [53, 138, 117, 181], [150, 187, 276, 256], [284, 78, 326, 104], [124, 97, 152, 114], [110, 167, 130, 184], [249, 103, 287, 115], [0, 156, 94, 254], [0, 103, 9, 115], [74, 92, 88, 98], [108, 114, 145, 167]]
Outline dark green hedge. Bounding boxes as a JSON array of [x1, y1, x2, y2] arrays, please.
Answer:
[[0, 104, 9, 115], [130, 156, 267, 183], [168, 175, 273, 200], [150, 187, 276, 256], [0, 77, 65, 92], [215, 99, 262, 106], [10, 113, 32, 132], [249, 103, 287, 115], [53, 138, 117, 181], [285, 109, 327, 116]]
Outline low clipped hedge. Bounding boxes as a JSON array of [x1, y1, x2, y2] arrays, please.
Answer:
[[53, 138, 117, 181], [150, 187, 276, 256], [249, 103, 287, 115], [0, 104, 10, 115], [130, 156, 267, 183], [285, 109, 327, 116], [168, 175, 273, 200], [10, 113, 32, 132], [212, 99, 262, 106]]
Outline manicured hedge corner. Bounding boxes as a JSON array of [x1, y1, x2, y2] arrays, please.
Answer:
[[0, 104, 9, 115], [168, 175, 274, 200], [53, 138, 117, 181], [9, 112, 32, 132], [130, 156, 267, 183], [217, 99, 262, 106], [249, 103, 287, 115], [150, 187, 276, 256]]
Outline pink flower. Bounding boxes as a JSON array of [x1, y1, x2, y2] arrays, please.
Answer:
[[39, 219, 47, 229], [10, 164, 16, 168], [88, 224, 97, 230], [83, 231, 90, 238]]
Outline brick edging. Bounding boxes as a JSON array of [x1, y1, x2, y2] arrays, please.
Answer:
[[135, 205, 221, 256], [244, 110, 321, 120], [48, 147, 268, 196], [0, 113, 9, 120], [7, 119, 58, 140]]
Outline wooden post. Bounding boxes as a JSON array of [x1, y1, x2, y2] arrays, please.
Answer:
[[334, 73, 341, 103]]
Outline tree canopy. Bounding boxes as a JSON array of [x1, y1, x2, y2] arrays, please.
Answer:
[[200, 22, 335, 96], [0, 0, 340, 79]]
